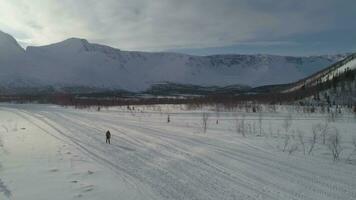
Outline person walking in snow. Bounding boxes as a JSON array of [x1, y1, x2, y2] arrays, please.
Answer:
[[106, 130, 111, 144]]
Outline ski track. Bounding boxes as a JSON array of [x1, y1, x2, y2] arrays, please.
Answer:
[[1, 105, 355, 200]]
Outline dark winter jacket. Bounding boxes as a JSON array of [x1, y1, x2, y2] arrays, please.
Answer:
[[106, 131, 111, 139]]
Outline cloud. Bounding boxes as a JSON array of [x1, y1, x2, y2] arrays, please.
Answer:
[[0, 0, 355, 52]]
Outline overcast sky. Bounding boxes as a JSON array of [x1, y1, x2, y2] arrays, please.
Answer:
[[0, 0, 355, 56]]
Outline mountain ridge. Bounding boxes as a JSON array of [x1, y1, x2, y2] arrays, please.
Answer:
[[0, 30, 350, 94]]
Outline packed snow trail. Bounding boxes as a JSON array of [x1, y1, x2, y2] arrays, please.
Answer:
[[1, 104, 355, 200]]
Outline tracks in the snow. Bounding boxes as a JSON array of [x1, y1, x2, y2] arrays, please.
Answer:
[[4, 106, 356, 200]]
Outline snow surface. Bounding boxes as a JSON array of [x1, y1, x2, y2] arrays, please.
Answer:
[[0, 31, 348, 91], [0, 103, 356, 200]]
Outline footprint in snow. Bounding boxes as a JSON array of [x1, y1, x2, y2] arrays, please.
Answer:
[[74, 193, 83, 198], [49, 169, 59, 172], [81, 185, 94, 193]]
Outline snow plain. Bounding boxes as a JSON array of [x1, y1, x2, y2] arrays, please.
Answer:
[[0, 103, 356, 200]]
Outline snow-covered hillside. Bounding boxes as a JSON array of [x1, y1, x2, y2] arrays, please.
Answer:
[[283, 54, 356, 93], [0, 30, 349, 92], [0, 31, 32, 88]]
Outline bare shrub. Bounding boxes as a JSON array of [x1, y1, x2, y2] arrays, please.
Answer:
[[283, 114, 293, 134], [268, 122, 273, 137], [308, 126, 318, 155], [297, 129, 306, 155], [318, 121, 329, 145], [241, 115, 245, 137], [328, 108, 341, 122], [288, 144, 299, 155], [328, 128, 342, 161], [328, 112, 336, 122], [282, 135, 290, 152], [235, 114, 239, 130], [252, 122, 257, 135], [247, 123, 252, 135], [236, 115, 246, 137], [258, 112, 263, 136], [347, 137, 356, 162], [202, 113, 209, 133]]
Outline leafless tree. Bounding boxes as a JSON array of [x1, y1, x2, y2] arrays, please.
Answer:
[[283, 114, 293, 134], [236, 114, 246, 137], [247, 123, 252, 135], [241, 115, 245, 137], [328, 128, 342, 161], [297, 129, 306, 155], [282, 135, 290, 152], [258, 112, 263, 136], [308, 125, 318, 155], [268, 122, 273, 137], [347, 137, 356, 162], [288, 144, 299, 155], [202, 113, 209, 133], [235, 115, 239, 134], [318, 120, 329, 145], [252, 122, 257, 135]]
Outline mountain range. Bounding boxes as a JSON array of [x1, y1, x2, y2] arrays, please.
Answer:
[[0, 30, 349, 94]]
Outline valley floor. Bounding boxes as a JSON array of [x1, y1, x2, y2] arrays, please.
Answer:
[[0, 104, 355, 200]]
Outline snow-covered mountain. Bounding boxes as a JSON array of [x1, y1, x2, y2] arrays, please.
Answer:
[[0, 30, 349, 93], [283, 53, 356, 93], [0, 31, 31, 88]]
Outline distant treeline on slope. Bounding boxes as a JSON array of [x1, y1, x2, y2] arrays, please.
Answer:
[[0, 66, 354, 108]]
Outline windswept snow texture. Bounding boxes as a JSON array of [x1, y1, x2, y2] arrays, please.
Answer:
[[1, 104, 356, 200], [0, 30, 349, 91]]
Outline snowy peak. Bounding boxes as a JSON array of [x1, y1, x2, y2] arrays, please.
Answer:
[[0, 30, 24, 50], [0, 30, 25, 58], [26, 37, 121, 59], [26, 37, 90, 55], [46, 37, 90, 50]]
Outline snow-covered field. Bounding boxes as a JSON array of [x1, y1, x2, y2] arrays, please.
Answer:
[[0, 103, 356, 200]]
